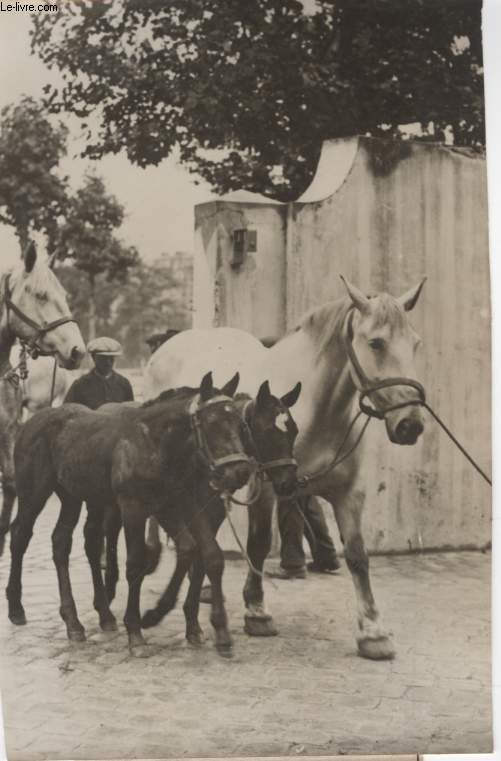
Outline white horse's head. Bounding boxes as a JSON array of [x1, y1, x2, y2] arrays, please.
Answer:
[[341, 276, 426, 446], [3, 243, 86, 369]]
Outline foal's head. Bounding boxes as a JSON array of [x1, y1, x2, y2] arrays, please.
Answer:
[[192, 371, 253, 493], [4, 243, 85, 369], [244, 380, 301, 497], [341, 276, 426, 446]]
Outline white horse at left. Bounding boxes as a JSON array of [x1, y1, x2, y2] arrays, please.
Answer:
[[9, 343, 74, 417]]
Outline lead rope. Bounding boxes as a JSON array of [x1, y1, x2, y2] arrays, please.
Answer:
[[49, 356, 58, 406], [222, 493, 278, 589], [298, 410, 372, 488], [422, 403, 491, 486], [299, 396, 490, 489]]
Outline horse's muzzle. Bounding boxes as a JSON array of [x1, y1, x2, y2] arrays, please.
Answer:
[[271, 470, 299, 498], [215, 461, 252, 493], [392, 417, 424, 445]]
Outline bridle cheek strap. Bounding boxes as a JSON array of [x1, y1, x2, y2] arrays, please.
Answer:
[[189, 394, 251, 474], [241, 399, 297, 477], [4, 275, 77, 355], [344, 308, 426, 420]]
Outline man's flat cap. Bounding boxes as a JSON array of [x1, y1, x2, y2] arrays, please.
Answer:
[[87, 337, 123, 356]]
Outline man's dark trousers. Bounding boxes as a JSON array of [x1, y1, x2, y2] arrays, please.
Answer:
[[277, 496, 338, 571]]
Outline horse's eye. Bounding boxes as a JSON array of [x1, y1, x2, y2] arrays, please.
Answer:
[[36, 292, 48, 302], [368, 338, 385, 351]]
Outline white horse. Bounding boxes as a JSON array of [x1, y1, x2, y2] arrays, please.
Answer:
[[0, 243, 86, 554], [143, 276, 426, 660], [9, 344, 73, 417]]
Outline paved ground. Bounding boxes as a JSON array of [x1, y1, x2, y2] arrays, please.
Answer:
[[0, 498, 492, 760]]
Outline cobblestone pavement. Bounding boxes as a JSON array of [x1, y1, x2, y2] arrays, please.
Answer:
[[0, 498, 492, 760]]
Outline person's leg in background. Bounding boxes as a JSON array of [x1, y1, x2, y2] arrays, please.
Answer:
[[303, 496, 341, 573], [267, 498, 307, 579]]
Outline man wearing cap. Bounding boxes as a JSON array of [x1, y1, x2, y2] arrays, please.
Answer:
[[64, 337, 134, 409]]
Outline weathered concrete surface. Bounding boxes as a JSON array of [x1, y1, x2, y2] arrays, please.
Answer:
[[193, 137, 491, 553], [0, 498, 492, 760]]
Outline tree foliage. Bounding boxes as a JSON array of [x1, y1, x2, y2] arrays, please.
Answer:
[[111, 257, 191, 364], [32, 0, 484, 200], [56, 257, 191, 364], [0, 96, 69, 253], [56, 173, 139, 338], [57, 174, 138, 280]]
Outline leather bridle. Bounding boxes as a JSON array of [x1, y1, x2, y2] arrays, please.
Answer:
[[3, 274, 78, 359], [188, 394, 252, 480], [343, 307, 426, 419], [242, 399, 298, 476]]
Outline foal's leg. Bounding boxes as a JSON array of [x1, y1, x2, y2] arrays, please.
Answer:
[[328, 486, 395, 660], [0, 435, 18, 558], [185, 504, 233, 657], [141, 519, 196, 629], [83, 503, 117, 632], [6, 480, 53, 625], [121, 497, 149, 657], [145, 517, 162, 575], [183, 551, 207, 646], [52, 493, 85, 641], [104, 509, 121, 603], [243, 482, 278, 636]]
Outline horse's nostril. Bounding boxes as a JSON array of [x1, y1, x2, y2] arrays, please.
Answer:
[[396, 418, 424, 443]]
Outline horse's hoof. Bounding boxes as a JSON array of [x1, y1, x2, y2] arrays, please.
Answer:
[[100, 616, 118, 633], [357, 636, 395, 661], [186, 628, 206, 646], [141, 609, 162, 629], [67, 627, 86, 643], [130, 644, 150, 658], [244, 616, 278, 637], [9, 609, 27, 626], [216, 642, 234, 659]]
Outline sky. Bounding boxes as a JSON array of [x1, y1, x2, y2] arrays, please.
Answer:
[[0, 11, 218, 272]]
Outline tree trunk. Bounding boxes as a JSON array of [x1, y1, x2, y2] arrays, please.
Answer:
[[88, 274, 97, 341], [17, 225, 29, 257]]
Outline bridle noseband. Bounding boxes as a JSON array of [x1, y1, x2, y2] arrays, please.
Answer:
[[344, 307, 426, 419], [189, 394, 252, 479], [4, 274, 78, 358]]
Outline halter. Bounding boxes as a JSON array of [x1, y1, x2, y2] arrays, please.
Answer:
[[296, 306, 490, 490], [3, 274, 78, 359], [242, 399, 298, 475], [188, 394, 252, 477], [344, 307, 426, 419]]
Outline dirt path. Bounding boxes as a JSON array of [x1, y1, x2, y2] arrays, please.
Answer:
[[0, 498, 491, 760]]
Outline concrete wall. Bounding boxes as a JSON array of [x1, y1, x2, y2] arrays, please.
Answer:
[[194, 137, 491, 552]]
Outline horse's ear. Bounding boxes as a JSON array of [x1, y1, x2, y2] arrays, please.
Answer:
[[23, 241, 37, 273], [220, 372, 239, 398], [397, 277, 427, 312], [200, 372, 214, 401], [340, 275, 370, 313], [256, 380, 272, 408], [281, 381, 301, 409]]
